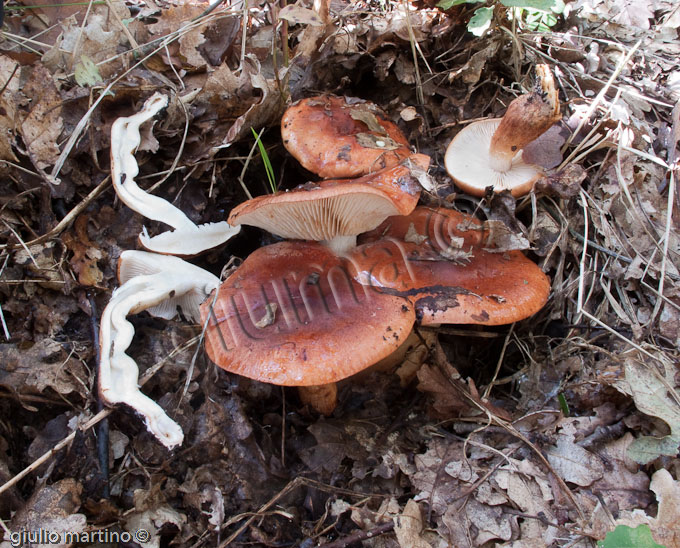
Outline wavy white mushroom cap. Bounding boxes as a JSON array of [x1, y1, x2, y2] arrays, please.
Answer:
[[110, 93, 240, 255], [138, 222, 241, 257], [100, 255, 220, 448], [444, 119, 543, 198], [117, 250, 220, 322]]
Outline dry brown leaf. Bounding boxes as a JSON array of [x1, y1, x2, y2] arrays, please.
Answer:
[[13, 241, 66, 291], [466, 498, 513, 545], [614, 469, 680, 548], [416, 362, 470, 417], [545, 436, 604, 487], [279, 3, 325, 26], [42, 4, 129, 77], [495, 465, 559, 546], [394, 500, 430, 548], [147, 4, 208, 70], [449, 42, 499, 85], [412, 438, 465, 515], [659, 300, 680, 348], [0, 55, 20, 162], [124, 494, 187, 548], [482, 220, 531, 252], [19, 63, 63, 170], [0, 338, 89, 398], [223, 57, 286, 146], [590, 433, 652, 511], [63, 215, 104, 287], [7, 478, 86, 547], [534, 164, 587, 198], [521, 125, 566, 169], [298, 421, 366, 473]]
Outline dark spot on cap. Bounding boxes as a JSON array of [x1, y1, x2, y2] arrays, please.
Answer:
[[401, 305, 410, 313], [511, 145, 517, 151], [470, 311, 490, 322], [169, 290, 176, 298], [337, 144, 352, 162], [415, 294, 460, 316]]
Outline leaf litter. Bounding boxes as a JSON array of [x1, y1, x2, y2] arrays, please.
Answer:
[[0, 0, 679, 546]]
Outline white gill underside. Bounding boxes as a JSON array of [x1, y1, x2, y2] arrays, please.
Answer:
[[445, 119, 540, 191], [241, 193, 400, 241]]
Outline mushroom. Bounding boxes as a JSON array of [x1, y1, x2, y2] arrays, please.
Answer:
[[111, 93, 240, 255], [99, 250, 220, 448], [282, 95, 413, 178], [199, 240, 415, 414], [444, 65, 561, 197], [349, 207, 550, 326], [228, 156, 428, 254]]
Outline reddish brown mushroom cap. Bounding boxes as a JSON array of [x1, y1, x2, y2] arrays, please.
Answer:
[[350, 207, 550, 326], [281, 95, 412, 178], [200, 241, 415, 386], [360, 205, 486, 249], [227, 160, 425, 253]]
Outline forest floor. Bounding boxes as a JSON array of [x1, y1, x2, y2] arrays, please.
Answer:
[[0, 0, 679, 547]]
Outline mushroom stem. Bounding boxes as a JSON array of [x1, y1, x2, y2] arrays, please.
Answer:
[[298, 383, 338, 415], [99, 255, 220, 448], [488, 65, 560, 173], [322, 235, 357, 255]]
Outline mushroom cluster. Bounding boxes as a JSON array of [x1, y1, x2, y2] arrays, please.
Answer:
[[201, 94, 550, 416], [100, 88, 553, 448]]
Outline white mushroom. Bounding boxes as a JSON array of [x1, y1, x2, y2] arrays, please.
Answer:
[[445, 65, 561, 197], [99, 251, 220, 448], [110, 93, 240, 255]]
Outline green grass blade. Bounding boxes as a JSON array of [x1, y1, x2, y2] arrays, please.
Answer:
[[251, 128, 276, 194]]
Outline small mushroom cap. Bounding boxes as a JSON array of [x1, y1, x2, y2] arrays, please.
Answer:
[[361, 205, 486, 248], [138, 222, 241, 257], [281, 95, 412, 178], [444, 119, 544, 197], [228, 161, 423, 244], [200, 241, 415, 386], [351, 207, 550, 326]]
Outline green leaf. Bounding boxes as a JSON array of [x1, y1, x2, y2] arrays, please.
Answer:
[[628, 434, 680, 465], [501, 0, 562, 11], [74, 55, 103, 87], [437, 0, 481, 9], [467, 6, 494, 36], [597, 525, 665, 548], [558, 393, 570, 416], [523, 9, 559, 30]]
